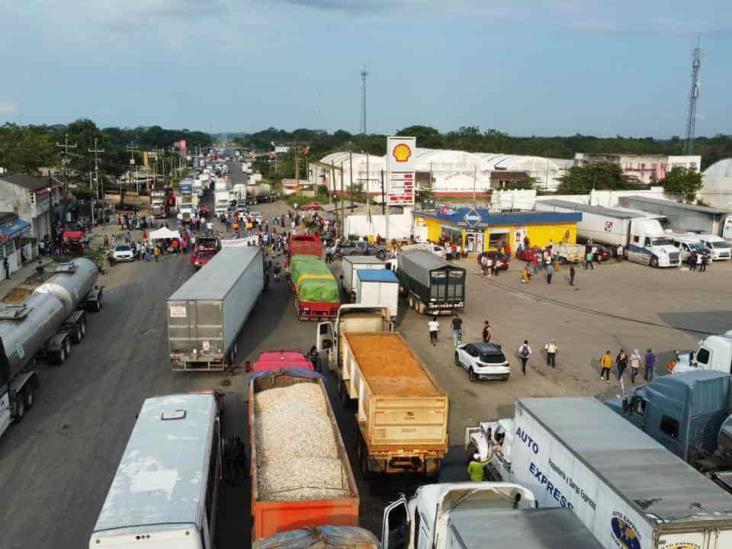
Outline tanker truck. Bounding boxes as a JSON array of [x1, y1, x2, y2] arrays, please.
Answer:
[[0, 259, 103, 439]]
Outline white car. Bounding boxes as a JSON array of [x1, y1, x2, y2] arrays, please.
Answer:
[[400, 243, 447, 259], [455, 342, 510, 381], [111, 244, 135, 262]]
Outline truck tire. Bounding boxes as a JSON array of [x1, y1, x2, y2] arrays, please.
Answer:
[[54, 347, 66, 365], [94, 294, 103, 312], [13, 394, 25, 422], [23, 385, 34, 410], [650, 257, 659, 268], [65, 339, 72, 358]]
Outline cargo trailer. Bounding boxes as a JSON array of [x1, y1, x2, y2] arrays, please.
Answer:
[[397, 250, 465, 315], [249, 370, 359, 541], [468, 397, 732, 549], [167, 247, 264, 370], [355, 269, 399, 319], [289, 255, 340, 320], [342, 332, 448, 476], [341, 255, 385, 295]]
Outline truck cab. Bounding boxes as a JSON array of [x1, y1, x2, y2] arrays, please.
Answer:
[[605, 370, 732, 464], [191, 236, 221, 269], [675, 331, 732, 375], [251, 350, 313, 373], [627, 218, 680, 267], [381, 482, 537, 549]]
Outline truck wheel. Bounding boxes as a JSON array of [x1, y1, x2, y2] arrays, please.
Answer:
[[13, 394, 25, 422], [72, 324, 83, 344], [651, 257, 659, 268], [65, 339, 72, 358], [468, 368, 478, 382], [54, 347, 66, 365], [23, 385, 34, 410], [80, 319, 86, 338]]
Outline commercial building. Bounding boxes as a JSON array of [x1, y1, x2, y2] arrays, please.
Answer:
[[574, 153, 701, 185], [701, 158, 732, 209], [0, 173, 59, 260], [413, 207, 581, 254]]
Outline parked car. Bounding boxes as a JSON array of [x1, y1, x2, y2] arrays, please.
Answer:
[[454, 342, 510, 381], [300, 202, 324, 211], [336, 240, 387, 259], [111, 244, 135, 262], [400, 243, 446, 259]]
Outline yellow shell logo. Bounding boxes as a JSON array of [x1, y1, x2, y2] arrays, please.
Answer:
[[392, 143, 412, 163]]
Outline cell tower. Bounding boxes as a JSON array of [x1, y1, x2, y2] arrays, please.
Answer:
[[360, 66, 368, 137], [684, 37, 702, 155]]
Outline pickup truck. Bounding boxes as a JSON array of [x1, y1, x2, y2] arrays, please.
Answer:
[[336, 240, 387, 260]]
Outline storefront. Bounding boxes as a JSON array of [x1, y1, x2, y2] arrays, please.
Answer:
[[0, 215, 32, 278], [413, 207, 582, 255]]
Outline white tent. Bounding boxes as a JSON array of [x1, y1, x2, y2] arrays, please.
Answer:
[[149, 227, 181, 241]]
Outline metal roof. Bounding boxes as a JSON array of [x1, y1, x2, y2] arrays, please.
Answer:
[[0, 173, 49, 191], [522, 397, 732, 521], [92, 393, 218, 534], [168, 247, 261, 301], [356, 269, 398, 283], [536, 199, 646, 219], [343, 256, 384, 265], [449, 508, 603, 549], [619, 195, 729, 215], [398, 249, 464, 287]]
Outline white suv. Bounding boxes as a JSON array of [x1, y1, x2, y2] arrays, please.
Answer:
[[455, 342, 510, 381], [698, 234, 732, 261]]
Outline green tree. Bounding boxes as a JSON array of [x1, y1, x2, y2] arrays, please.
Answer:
[[396, 125, 442, 148], [501, 176, 537, 190], [661, 166, 703, 203], [0, 124, 56, 173], [557, 163, 643, 194]]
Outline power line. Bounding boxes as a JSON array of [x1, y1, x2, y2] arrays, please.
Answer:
[[56, 133, 77, 215], [88, 138, 105, 226], [684, 36, 702, 155]]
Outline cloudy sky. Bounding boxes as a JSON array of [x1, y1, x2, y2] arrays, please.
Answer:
[[1, 0, 730, 137]]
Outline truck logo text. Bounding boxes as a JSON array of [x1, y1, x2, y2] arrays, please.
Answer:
[[610, 512, 641, 549], [515, 426, 539, 454], [529, 462, 573, 510]]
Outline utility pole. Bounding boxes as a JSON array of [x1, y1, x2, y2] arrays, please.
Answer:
[[349, 146, 354, 212], [88, 138, 105, 227], [56, 133, 77, 224], [126, 142, 140, 194], [684, 36, 702, 155]]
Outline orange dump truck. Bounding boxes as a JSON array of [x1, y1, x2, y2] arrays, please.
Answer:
[[341, 332, 449, 477], [248, 370, 359, 541]]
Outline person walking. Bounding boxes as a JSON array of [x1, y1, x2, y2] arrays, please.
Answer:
[[451, 314, 463, 347], [544, 339, 558, 368], [569, 265, 576, 286], [482, 321, 492, 343], [545, 261, 554, 284], [629, 349, 641, 384], [428, 316, 439, 346], [585, 249, 594, 270], [517, 340, 532, 376], [644, 349, 656, 381], [599, 350, 613, 383], [521, 265, 530, 284], [616, 349, 628, 381], [154, 244, 161, 262], [701, 254, 709, 272]]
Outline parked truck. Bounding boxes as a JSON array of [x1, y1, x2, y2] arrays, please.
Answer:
[[0, 259, 103, 439], [249, 369, 359, 541], [190, 235, 221, 269], [246, 183, 274, 205], [355, 269, 399, 319], [536, 199, 681, 267], [619, 195, 732, 241], [466, 397, 732, 549], [289, 255, 340, 320], [381, 482, 602, 549], [318, 312, 448, 476], [167, 247, 264, 370], [606, 370, 732, 491], [341, 256, 386, 296], [674, 330, 732, 375], [254, 527, 378, 549], [214, 190, 229, 216], [397, 250, 466, 315]]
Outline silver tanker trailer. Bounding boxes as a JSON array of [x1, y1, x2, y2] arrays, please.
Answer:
[[0, 258, 103, 438]]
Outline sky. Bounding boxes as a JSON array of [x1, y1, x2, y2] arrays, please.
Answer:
[[1, 0, 730, 137]]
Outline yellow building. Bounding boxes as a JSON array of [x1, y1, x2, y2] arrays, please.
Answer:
[[414, 207, 581, 254]]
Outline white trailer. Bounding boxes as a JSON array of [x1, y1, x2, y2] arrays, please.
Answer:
[[214, 190, 229, 215], [167, 248, 263, 370], [467, 397, 732, 549], [536, 199, 680, 267], [355, 269, 399, 319], [341, 256, 386, 295]]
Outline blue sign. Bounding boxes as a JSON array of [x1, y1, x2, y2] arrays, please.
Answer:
[[464, 208, 481, 228]]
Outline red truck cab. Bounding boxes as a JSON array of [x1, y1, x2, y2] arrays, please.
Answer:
[[191, 236, 221, 268], [286, 233, 323, 269], [251, 350, 313, 373]]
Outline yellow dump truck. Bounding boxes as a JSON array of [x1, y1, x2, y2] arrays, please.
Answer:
[[342, 332, 449, 477]]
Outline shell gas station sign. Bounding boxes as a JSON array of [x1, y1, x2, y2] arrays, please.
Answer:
[[386, 136, 416, 206]]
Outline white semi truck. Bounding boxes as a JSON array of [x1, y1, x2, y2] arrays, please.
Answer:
[[536, 199, 680, 267], [466, 397, 732, 549]]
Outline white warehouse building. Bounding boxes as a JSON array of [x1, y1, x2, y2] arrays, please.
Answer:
[[701, 159, 732, 210], [311, 148, 571, 198]]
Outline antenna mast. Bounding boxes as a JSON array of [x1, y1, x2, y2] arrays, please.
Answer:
[[684, 37, 702, 154]]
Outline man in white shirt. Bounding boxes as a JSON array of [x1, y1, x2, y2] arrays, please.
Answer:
[[544, 339, 558, 368], [428, 316, 440, 346]]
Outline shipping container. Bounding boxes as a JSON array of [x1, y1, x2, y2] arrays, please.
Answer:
[[341, 256, 386, 295], [507, 397, 732, 549], [249, 370, 359, 541], [342, 332, 448, 476], [167, 247, 263, 370]]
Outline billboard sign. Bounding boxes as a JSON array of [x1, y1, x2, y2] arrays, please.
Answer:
[[386, 136, 416, 206]]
